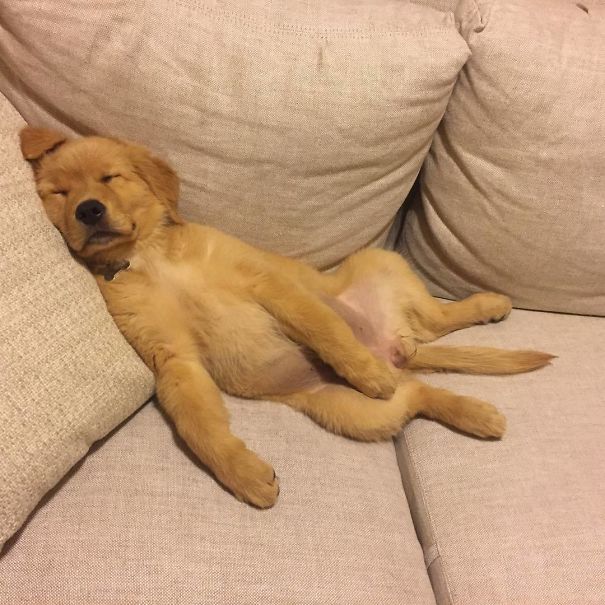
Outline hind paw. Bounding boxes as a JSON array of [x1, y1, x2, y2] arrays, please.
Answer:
[[474, 293, 512, 324], [460, 397, 507, 439]]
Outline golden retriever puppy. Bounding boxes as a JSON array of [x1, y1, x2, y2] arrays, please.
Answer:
[[20, 127, 553, 508]]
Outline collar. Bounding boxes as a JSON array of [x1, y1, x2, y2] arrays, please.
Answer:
[[101, 259, 131, 281]]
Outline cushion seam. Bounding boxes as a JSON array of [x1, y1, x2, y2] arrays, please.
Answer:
[[174, 0, 458, 37], [402, 429, 455, 605]]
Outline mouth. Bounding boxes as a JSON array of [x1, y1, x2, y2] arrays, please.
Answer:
[[87, 230, 122, 246], [83, 221, 136, 251]]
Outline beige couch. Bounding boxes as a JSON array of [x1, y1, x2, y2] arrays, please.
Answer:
[[1, 1, 604, 604]]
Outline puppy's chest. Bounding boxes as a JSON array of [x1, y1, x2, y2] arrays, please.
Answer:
[[126, 253, 266, 330], [124, 253, 288, 383], [132, 254, 203, 293], [128, 254, 230, 308]]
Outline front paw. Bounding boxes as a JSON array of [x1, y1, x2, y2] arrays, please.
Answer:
[[352, 358, 397, 400], [217, 445, 279, 509]]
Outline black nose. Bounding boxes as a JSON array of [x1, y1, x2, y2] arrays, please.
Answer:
[[75, 199, 106, 225]]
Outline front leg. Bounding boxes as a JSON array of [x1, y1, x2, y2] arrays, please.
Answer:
[[250, 272, 397, 399], [105, 289, 279, 508], [156, 353, 279, 508]]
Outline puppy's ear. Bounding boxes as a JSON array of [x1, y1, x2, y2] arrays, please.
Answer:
[[127, 144, 183, 225], [20, 127, 68, 161]]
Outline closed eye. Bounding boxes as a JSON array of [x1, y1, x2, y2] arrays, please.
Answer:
[[101, 174, 121, 183], [52, 190, 68, 197]]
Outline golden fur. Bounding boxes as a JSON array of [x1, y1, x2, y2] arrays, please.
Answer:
[[21, 128, 553, 508]]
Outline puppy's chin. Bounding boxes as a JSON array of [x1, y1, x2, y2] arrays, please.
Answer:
[[87, 230, 124, 247], [68, 223, 138, 259], [80, 233, 127, 256]]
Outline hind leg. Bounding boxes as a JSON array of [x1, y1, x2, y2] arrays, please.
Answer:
[[271, 377, 506, 441], [317, 249, 512, 344], [411, 292, 513, 343], [335, 251, 513, 342]]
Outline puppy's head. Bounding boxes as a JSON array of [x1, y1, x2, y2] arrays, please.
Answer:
[[20, 127, 182, 261]]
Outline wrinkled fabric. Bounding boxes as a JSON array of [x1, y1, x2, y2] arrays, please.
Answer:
[[400, 0, 605, 315], [0, 0, 469, 268]]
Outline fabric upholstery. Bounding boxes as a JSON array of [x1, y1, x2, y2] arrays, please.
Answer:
[[396, 307, 605, 604], [0, 397, 436, 605], [0, 92, 154, 548], [412, 0, 459, 12], [0, 0, 469, 269], [399, 0, 605, 315]]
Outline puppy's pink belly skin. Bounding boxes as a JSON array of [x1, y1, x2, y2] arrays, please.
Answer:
[[324, 287, 406, 368]]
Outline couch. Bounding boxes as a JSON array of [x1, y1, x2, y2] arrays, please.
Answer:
[[1, 1, 603, 604]]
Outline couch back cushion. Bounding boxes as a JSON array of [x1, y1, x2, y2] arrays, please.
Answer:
[[399, 0, 605, 315], [0, 93, 154, 549], [412, 0, 459, 11], [0, 0, 469, 268]]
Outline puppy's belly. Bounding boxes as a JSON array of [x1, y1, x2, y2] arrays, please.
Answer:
[[197, 287, 403, 399], [194, 301, 326, 398]]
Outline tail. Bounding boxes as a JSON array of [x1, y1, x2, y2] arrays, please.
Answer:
[[409, 345, 555, 375]]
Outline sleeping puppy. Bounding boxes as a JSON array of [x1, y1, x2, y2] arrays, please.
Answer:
[[20, 127, 553, 508]]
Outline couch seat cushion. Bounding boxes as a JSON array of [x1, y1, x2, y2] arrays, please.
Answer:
[[1, 397, 435, 605], [396, 308, 605, 604]]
